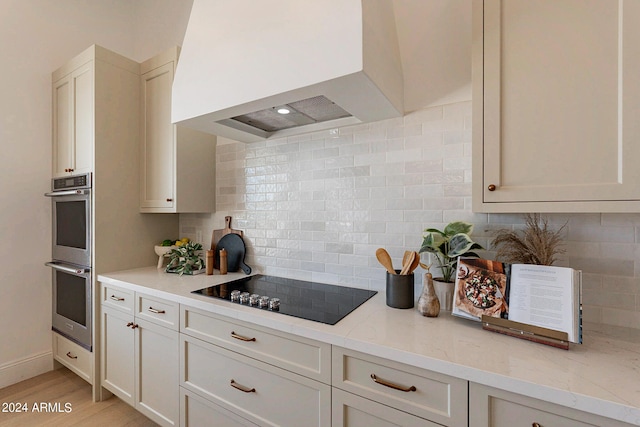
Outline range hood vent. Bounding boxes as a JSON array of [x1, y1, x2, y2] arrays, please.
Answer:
[[172, 0, 404, 143], [225, 96, 352, 133]]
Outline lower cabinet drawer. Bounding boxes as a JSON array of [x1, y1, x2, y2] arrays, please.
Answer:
[[52, 332, 92, 384], [181, 334, 331, 427], [101, 283, 135, 314], [181, 306, 330, 383], [333, 388, 441, 427], [136, 293, 179, 330], [469, 383, 635, 427], [181, 387, 257, 427], [333, 346, 468, 427]]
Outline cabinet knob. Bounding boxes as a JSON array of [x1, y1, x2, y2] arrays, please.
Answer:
[[166, 198, 173, 202], [488, 184, 496, 191], [532, 423, 542, 427]]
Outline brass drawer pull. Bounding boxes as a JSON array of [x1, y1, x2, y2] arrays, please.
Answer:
[[370, 374, 416, 392], [231, 331, 256, 342], [110, 295, 125, 301], [66, 352, 77, 360], [148, 307, 166, 314], [230, 379, 255, 393]]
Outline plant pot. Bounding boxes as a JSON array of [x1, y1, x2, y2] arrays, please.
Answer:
[[432, 278, 455, 312]]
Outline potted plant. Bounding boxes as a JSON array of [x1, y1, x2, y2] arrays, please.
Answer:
[[165, 241, 205, 275], [418, 221, 483, 311]]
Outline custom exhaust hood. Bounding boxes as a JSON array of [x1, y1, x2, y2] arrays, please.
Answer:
[[171, 0, 404, 143]]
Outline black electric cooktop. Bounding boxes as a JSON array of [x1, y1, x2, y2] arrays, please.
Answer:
[[192, 275, 377, 325]]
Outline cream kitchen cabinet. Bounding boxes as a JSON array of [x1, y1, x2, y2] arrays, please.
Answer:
[[52, 45, 142, 178], [52, 46, 179, 400], [179, 305, 331, 427], [52, 332, 92, 384], [332, 388, 440, 427], [139, 47, 216, 213], [472, 0, 640, 212], [52, 61, 93, 177], [469, 383, 635, 427], [181, 387, 258, 427], [332, 346, 468, 427], [100, 285, 179, 427]]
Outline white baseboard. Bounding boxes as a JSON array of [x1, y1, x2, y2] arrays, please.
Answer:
[[0, 351, 54, 389]]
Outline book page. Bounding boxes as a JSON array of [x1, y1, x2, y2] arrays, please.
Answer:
[[452, 258, 508, 321], [508, 264, 575, 342]]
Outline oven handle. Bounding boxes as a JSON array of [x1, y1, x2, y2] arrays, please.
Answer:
[[44, 189, 90, 197], [45, 262, 89, 275]]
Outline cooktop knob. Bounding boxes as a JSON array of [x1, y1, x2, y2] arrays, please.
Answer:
[[230, 290, 241, 302], [249, 294, 260, 306], [258, 295, 270, 308], [239, 292, 250, 304], [268, 298, 280, 311]]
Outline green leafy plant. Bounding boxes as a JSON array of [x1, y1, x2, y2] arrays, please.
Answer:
[[165, 241, 204, 275], [419, 221, 483, 283]]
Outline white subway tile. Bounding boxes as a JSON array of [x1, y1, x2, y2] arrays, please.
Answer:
[[170, 101, 640, 330]]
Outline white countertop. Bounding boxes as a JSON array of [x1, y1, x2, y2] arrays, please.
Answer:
[[98, 267, 640, 425]]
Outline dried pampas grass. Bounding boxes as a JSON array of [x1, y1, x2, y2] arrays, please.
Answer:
[[492, 213, 566, 266]]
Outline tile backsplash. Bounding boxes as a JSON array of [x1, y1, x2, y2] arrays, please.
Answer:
[[180, 100, 640, 330]]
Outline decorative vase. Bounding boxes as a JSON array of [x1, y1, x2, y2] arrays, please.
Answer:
[[418, 273, 440, 317], [432, 278, 455, 312]]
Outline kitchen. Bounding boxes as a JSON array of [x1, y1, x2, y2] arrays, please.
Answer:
[[1, 0, 639, 426]]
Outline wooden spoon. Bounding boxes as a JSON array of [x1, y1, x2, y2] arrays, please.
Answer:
[[407, 252, 421, 274], [375, 248, 396, 275], [401, 251, 411, 270], [400, 251, 415, 275]]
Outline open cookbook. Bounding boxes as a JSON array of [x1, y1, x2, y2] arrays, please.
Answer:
[[452, 257, 582, 344]]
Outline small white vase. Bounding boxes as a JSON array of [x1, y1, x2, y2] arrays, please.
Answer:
[[432, 278, 455, 312]]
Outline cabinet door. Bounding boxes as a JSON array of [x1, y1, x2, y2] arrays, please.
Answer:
[[101, 306, 135, 405], [72, 62, 94, 176], [140, 61, 175, 211], [52, 74, 72, 177], [473, 0, 640, 212], [135, 318, 179, 427], [52, 62, 94, 177]]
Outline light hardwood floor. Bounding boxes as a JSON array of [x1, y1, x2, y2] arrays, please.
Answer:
[[0, 367, 158, 426]]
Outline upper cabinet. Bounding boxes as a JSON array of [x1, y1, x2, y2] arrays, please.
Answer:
[[52, 56, 94, 177], [140, 47, 216, 213], [472, 0, 640, 212]]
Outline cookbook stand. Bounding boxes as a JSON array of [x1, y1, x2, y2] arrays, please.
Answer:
[[481, 315, 570, 350]]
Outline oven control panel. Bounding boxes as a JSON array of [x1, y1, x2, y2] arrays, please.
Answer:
[[52, 173, 92, 190]]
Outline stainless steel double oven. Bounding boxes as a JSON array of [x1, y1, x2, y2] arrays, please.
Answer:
[[45, 173, 92, 351]]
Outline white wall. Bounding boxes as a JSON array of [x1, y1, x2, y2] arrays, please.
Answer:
[[0, 0, 192, 388]]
